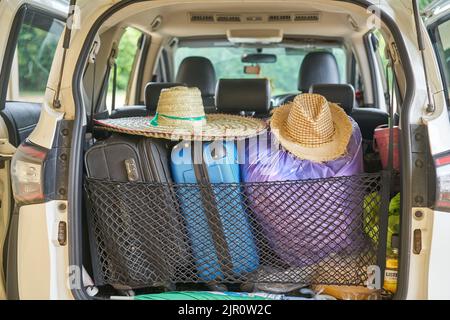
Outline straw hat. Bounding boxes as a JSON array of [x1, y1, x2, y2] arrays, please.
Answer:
[[95, 86, 267, 141], [270, 93, 352, 162]]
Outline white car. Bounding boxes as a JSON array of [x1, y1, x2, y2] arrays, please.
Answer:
[[0, 0, 449, 300]]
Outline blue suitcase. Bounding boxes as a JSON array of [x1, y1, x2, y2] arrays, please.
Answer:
[[171, 140, 259, 281]]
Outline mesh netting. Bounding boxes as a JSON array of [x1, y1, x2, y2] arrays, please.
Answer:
[[85, 173, 385, 289]]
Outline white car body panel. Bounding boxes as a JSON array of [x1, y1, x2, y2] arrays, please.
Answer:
[[17, 201, 70, 300], [428, 211, 450, 300], [0, 0, 68, 300], [406, 208, 433, 300], [28, 102, 64, 150]]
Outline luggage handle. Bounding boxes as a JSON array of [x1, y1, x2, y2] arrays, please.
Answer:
[[191, 143, 234, 279]]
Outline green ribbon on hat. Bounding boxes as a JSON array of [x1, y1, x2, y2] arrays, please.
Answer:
[[150, 112, 207, 126]]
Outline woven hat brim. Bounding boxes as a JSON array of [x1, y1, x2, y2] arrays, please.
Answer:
[[270, 102, 353, 162], [95, 114, 268, 141]]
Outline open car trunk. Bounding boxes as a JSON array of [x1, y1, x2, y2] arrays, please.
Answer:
[[80, 96, 399, 300], [67, 0, 415, 301]]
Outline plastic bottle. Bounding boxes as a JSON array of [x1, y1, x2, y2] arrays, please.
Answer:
[[383, 234, 399, 294]]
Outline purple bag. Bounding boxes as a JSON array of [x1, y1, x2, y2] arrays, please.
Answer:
[[241, 119, 364, 267]]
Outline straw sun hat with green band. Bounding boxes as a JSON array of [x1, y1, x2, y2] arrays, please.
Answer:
[[95, 86, 268, 141]]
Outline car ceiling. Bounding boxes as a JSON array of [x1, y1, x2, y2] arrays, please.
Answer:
[[100, 0, 374, 40]]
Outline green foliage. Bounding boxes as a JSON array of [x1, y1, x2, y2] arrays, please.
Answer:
[[113, 28, 142, 91], [419, 0, 435, 11], [17, 22, 140, 95], [17, 21, 63, 94]]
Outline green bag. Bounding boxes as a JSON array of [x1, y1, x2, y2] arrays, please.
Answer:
[[134, 291, 271, 300], [363, 192, 400, 250]]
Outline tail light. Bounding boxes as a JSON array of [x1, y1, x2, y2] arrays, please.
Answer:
[[11, 141, 49, 204], [434, 152, 450, 212]]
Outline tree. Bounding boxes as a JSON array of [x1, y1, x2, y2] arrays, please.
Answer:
[[419, 0, 435, 10], [114, 28, 142, 91]]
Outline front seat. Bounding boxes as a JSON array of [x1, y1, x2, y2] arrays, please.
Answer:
[[176, 56, 217, 113], [276, 51, 341, 106]]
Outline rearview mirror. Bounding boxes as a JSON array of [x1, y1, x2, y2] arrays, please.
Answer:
[[241, 53, 277, 64]]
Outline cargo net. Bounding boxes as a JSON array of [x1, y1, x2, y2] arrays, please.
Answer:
[[84, 173, 385, 289]]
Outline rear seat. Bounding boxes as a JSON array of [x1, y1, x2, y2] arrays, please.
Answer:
[[215, 79, 271, 118], [310, 83, 388, 141], [176, 57, 217, 113], [310, 84, 356, 116], [110, 82, 182, 118], [109, 105, 148, 119], [144, 82, 184, 115]]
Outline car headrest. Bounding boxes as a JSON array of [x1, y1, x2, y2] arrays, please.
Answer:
[[310, 83, 355, 115], [299, 52, 340, 92], [145, 82, 184, 113], [215, 79, 271, 115], [175, 57, 217, 96]]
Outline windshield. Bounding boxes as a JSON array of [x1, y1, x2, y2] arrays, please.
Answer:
[[174, 46, 347, 96]]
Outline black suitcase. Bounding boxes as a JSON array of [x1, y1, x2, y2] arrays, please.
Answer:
[[84, 134, 189, 289]]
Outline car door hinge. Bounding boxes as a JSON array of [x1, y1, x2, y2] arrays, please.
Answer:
[[411, 124, 436, 207]]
